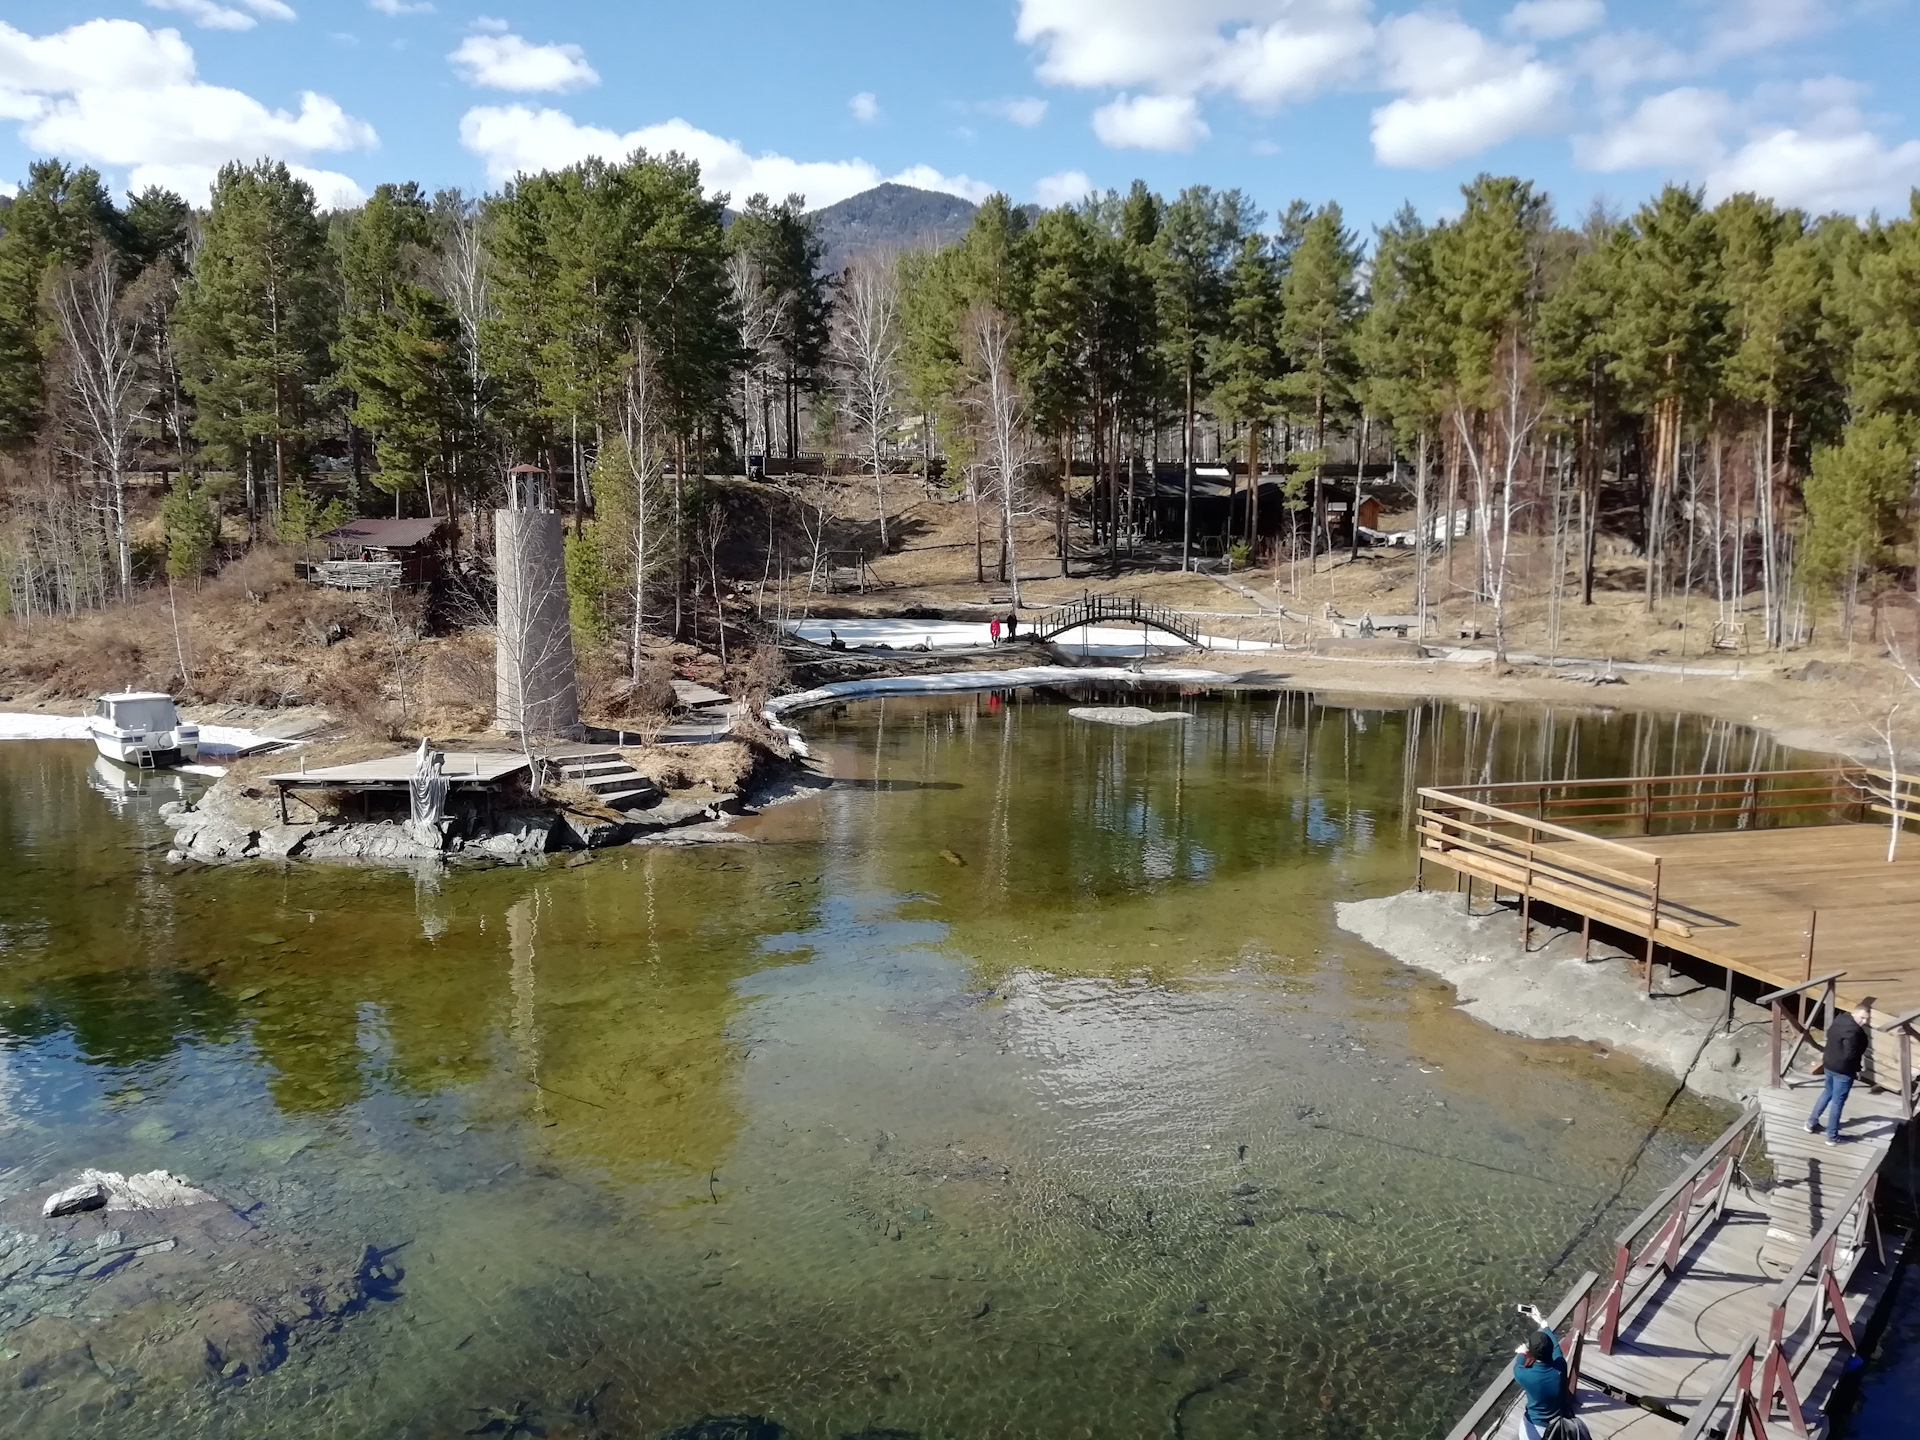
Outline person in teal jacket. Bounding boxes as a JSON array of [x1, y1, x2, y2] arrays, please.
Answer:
[[1511, 1304, 1573, 1439]]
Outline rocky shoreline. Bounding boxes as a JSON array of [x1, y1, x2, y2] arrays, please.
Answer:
[[158, 741, 777, 867]]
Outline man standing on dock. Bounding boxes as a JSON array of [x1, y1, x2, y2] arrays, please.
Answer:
[[1807, 998, 1875, 1146]]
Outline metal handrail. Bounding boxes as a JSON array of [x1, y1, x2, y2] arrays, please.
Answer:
[[1445, 1271, 1601, 1440]]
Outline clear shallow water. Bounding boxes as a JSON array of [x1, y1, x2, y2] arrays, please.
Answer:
[[0, 695, 1809, 1438]]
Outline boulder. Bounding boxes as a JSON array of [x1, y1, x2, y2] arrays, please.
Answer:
[[253, 825, 312, 859], [42, 1180, 106, 1218]]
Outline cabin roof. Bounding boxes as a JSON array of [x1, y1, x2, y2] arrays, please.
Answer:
[[101, 690, 175, 702], [315, 517, 447, 549]]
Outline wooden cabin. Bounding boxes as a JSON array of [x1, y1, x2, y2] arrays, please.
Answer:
[[303, 517, 448, 589]]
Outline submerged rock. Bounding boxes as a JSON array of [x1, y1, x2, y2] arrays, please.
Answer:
[[1068, 706, 1191, 726], [40, 1182, 104, 1218], [659, 1417, 789, 1440]]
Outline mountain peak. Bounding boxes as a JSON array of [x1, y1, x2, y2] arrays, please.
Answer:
[[807, 184, 978, 273]]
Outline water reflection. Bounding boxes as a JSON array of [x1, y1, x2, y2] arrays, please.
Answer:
[[0, 700, 1814, 1439]]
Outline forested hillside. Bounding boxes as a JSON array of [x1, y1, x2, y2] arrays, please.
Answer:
[[3, 147, 1919, 698]]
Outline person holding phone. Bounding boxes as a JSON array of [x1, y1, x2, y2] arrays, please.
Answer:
[[1512, 1304, 1573, 1439]]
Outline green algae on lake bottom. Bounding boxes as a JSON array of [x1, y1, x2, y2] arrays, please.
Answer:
[[0, 694, 1812, 1437]]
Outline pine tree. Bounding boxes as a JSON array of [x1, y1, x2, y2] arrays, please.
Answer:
[[1358, 205, 1445, 622], [335, 183, 468, 511], [161, 473, 219, 580], [1152, 186, 1249, 569], [173, 161, 337, 521], [0, 160, 125, 447], [1275, 202, 1362, 559], [1605, 184, 1725, 609], [1208, 233, 1285, 549]]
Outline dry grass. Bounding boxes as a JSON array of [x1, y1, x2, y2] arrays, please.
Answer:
[[617, 739, 757, 793]]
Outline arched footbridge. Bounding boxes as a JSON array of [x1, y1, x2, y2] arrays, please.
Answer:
[[1029, 595, 1202, 647]]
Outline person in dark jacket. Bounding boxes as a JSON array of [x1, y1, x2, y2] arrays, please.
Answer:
[[1511, 1304, 1572, 1438], [1807, 998, 1875, 1145]]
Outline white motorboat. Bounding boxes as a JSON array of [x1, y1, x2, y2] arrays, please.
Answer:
[[88, 691, 200, 768]]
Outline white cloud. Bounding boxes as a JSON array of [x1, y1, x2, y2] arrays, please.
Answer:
[[1574, 87, 1730, 171], [144, 0, 260, 32], [1706, 87, 1920, 211], [458, 105, 992, 206], [984, 96, 1049, 126], [1575, 29, 1690, 100], [1504, 0, 1604, 40], [1018, 0, 1372, 107], [1092, 93, 1209, 150], [849, 91, 880, 123], [887, 163, 994, 201], [144, 0, 295, 28], [367, 0, 433, 14], [1702, 0, 1827, 60], [1370, 14, 1563, 166], [1035, 168, 1093, 205], [449, 32, 598, 93], [471, 15, 509, 32], [0, 20, 374, 204]]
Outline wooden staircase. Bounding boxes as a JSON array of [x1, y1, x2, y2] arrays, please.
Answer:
[[550, 751, 658, 811]]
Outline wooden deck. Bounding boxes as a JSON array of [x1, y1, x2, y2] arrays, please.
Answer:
[[1537, 826, 1920, 1015], [1416, 769, 1920, 1018], [264, 751, 530, 789]]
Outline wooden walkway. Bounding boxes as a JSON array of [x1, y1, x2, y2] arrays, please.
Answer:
[[1451, 1090, 1909, 1440]]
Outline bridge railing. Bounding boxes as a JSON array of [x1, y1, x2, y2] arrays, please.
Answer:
[[1757, 973, 1846, 1088], [1675, 1334, 1767, 1440], [1876, 1004, 1920, 1120], [1444, 1270, 1599, 1440], [1596, 1104, 1765, 1353], [1036, 593, 1200, 647], [1759, 1143, 1890, 1433]]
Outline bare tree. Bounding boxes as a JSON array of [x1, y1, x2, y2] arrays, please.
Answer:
[[728, 251, 789, 473], [830, 252, 902, 552], [1455, 333, 1546, 664], [964, 306, 1037, 609], [53, 249, 154, 596]]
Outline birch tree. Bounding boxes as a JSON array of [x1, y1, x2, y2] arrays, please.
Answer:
[[52, 249, 152, 594], [965, 306, 1036, 607], [832, 251, 903, 551]]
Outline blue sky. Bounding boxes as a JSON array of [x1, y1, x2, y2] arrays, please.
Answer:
[[3, 0, 1918, 232]]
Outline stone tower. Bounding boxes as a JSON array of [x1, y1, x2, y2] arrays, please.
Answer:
[[494, 466, 580, 738]]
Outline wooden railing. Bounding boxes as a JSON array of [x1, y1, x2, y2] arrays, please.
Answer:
[[1676, 1334, 1768, 1440], [1424, 769, 1865, 837], [1758, 973, 1845, 1088], [1758, 1145, 1890, 1434], [1417, 787, 1679, 987], [1876, 1004, 1920, 1120], [1596, 1105, 1764, 1353], [1445, 1270, 1600, 1440]]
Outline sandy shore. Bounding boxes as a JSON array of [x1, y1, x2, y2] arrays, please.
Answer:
[[1189, 649, 1891, 764]]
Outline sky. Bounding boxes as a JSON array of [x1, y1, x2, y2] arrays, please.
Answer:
[[3, 0, 1919, 234]]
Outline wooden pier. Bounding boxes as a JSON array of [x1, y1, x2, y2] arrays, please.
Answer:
[[1429, 767, 1920, 1439], [1416, 768, 1920, 1018]]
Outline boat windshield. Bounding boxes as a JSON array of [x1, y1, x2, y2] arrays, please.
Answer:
[[108, 698, 177, 732]]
